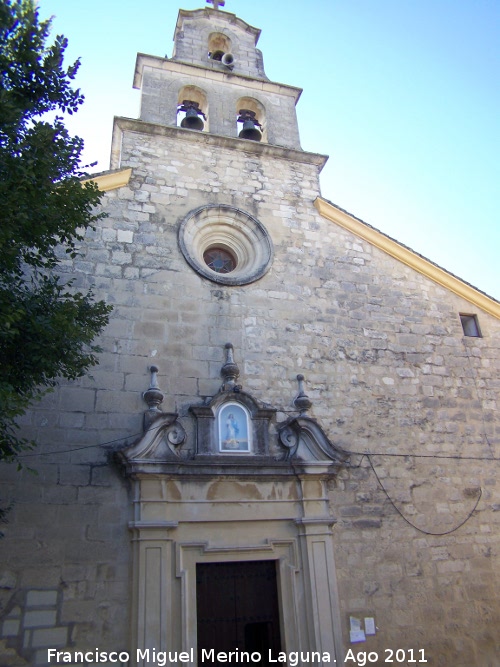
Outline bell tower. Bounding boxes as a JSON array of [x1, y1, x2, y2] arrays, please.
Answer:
[[109, 3, 328, 292], [131, 4, 303, 149], [105, 5, 342, 664]]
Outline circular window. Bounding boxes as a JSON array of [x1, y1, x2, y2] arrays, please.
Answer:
[[178, 205, 273, 285]]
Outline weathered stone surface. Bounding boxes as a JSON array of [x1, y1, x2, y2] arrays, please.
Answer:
[[0, 7, 498, 667]]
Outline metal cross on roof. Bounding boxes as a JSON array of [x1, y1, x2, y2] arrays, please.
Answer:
[[206, 0, 225, 9]]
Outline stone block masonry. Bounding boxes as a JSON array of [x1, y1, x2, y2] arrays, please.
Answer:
[[0, 589, 69, 665], [2, 127, 496, 665], [1, 47, 499, 667]]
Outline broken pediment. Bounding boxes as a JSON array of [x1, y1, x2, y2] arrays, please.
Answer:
[[278, 415, 348, 468], [116, 347, 347, 477], [116, 412, 187, 474], [277, 373, 348, 468]]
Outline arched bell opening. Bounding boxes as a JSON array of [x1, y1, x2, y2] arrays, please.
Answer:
[[236, 97, 266, 143], [177, 85, 208, 132], [208, 32, 234, 68]]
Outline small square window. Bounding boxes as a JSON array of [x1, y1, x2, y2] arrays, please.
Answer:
[[460, 314, 481, 337]]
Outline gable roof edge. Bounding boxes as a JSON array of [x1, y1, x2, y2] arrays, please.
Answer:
[[314, 197, 500, 321], [82, 168, 132, 192]]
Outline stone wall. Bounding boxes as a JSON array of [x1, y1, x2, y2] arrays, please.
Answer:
[[0, 121, 498, 666]]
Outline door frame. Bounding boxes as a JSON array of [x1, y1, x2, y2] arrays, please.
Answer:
[[177, 540, 300, 662]]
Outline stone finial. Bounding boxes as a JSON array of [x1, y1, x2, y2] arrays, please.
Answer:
[[220, 343, 241, 392], [143, 366, 164, 427], [294, 374, 312, 416]]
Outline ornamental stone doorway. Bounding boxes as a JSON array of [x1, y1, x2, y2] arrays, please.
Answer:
[[118, 348, 347, 665]]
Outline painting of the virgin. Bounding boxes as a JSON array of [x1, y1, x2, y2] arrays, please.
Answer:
[[218, 403, 250, 451]]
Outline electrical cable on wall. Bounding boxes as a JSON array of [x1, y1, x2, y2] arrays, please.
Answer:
[[16, 430, 500, 462], [15, 416, 500, 462], [362, 453, 483, 536], [13, 419, 490, 536]]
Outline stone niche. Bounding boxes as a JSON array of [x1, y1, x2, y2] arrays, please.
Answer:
[[116, 346, 348, 665]]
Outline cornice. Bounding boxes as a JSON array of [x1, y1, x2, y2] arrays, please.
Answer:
[[114, 116, 328, 170], [314, 197, 500, 320], [133, 53, 301, 102], [82, 168, 132, 192]]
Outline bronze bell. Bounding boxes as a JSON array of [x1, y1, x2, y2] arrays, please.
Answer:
[[238, 109, 262, 142], [181, 107, 204, 131], [179, 100, 205, 131]]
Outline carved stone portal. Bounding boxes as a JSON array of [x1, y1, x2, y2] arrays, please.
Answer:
[[117, 346, 347, 665]]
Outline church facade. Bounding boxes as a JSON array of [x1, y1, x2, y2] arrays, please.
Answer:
[[1, 5, 499, 667]]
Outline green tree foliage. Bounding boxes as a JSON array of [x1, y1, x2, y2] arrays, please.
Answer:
[[0, 0, 112, 462]]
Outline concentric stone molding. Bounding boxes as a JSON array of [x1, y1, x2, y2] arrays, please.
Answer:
[[178, 204, 273, 285]]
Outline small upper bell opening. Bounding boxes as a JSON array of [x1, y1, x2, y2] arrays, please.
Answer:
[[208, 32, 232, 62]]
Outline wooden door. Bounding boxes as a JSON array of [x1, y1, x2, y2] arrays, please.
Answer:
[[196, 560, 282, 665]]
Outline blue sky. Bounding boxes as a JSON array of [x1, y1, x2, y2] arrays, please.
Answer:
[[37, 0, 499, 299]]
